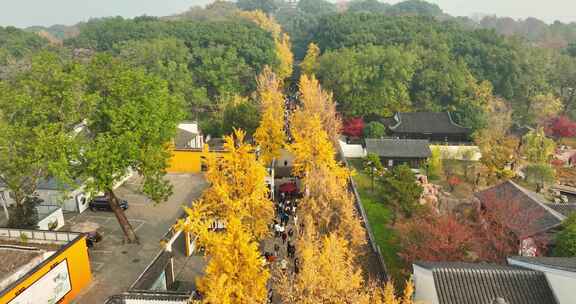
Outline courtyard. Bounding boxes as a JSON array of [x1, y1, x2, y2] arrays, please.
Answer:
[[64, 173, 207, 303]]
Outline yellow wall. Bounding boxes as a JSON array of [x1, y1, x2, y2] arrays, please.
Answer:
[[167, 149, 203, 173], [0, 236, 92, 304]]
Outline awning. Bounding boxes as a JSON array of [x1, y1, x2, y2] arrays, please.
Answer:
[[279, 182, 298, 193]]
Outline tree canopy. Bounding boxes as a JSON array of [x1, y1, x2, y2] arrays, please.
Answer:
[[66, 17, 278, 107]]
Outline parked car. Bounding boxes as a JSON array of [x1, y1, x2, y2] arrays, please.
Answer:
[[89, 196, 128, 211]]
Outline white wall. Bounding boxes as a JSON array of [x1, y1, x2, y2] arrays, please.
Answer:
[[36, 207, 65, 231], [508, 259, 576, 304], [413, 264, 439, 304], [339, 139, 366, 158], [430, 145, 481, 161], [1, 185, 89, 213]]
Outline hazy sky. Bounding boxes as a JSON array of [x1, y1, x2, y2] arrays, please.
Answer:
[[1, 0, 576, 28]]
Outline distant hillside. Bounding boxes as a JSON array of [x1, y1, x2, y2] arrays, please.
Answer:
[[25, 24, 79, 41]]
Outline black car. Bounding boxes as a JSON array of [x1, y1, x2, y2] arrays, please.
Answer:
[[89, 196, 128, 211]]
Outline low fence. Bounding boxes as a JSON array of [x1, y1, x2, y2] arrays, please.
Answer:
[[336, 145, 389, 281], [0, 228, 80, 244]]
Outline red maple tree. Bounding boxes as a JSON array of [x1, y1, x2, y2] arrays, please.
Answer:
[[474, 192, 548, 262], [396, 192, 548, 266], [396, 213, 477, 263], [342, 117, 364, 137], [447, 176, 462, 192], [545, 115, 576, 138]]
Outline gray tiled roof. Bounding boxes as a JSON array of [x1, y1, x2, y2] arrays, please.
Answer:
[[509, 256, 576, 272], [414, 262, 558, 304], [474, 181, 564, 237], [105, 293, 191, 304], [548, 203, 576, 217], [386, 112, 470, 134], [365, 138, 431, 158]]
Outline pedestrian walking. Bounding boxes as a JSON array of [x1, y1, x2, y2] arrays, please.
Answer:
[[274, 243, 280, 256], [288, 228, 294, 238], [282, 231, 287, 244], [294, 258, 300, 274], [280, 258, 288, 273], [274, 223, 281, 238]]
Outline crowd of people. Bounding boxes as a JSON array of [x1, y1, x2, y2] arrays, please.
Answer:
[[263, 189, 302, 303], [284, 88, 298, 143]]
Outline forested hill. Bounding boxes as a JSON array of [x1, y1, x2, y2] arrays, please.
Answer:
[[2, 0, 576, 132]]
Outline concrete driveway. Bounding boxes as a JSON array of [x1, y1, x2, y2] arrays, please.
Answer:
[[64, 173, 207, 304]]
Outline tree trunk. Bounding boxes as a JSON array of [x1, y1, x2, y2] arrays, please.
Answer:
[[106, 189, 139, 244]]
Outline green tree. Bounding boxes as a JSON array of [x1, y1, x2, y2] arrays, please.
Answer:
[[550, 54, 576, 120], [66, 17, 278, 102], [524, 163, 556, 193], [426, 146, 443, 180], [389, 0, 443, 17], [347, 0, 390, 14], [363, 153, 383, 192], [222, 98, 261, 137], [82, 55, 185, 243], [115, 38, 209, 117], [0, 26, 48, 64], [555, 213, 576, 257], [0, 52, 92, 226], [237, 0, 283, 13], [8, 196, 41, 229], [298, 0, 337, 16], [380, 164, 423, 219], [363, 121, 386, 138], [300, 42, 320, 76], [317, 45, 418, 116], [522, 127, 556, 163]]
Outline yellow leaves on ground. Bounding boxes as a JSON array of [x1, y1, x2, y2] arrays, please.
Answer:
[[238, 10, 293, 80], [198, 217, 270, 304], [254, 66, 286, 164]]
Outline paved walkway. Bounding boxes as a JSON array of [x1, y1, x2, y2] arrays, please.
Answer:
[[261, 192, 300, 303], [69, 174, 207, 303]]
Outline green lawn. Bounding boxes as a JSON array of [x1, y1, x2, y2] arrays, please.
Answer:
[[347, 159, 403, 279]]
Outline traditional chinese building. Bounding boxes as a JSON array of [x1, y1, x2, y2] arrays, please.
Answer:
[[382, 112, 471, 143]]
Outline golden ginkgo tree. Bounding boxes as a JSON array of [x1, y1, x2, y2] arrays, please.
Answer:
[[300, 42, 320, 76], [289, 114, 339, 177], [254, 66, 286, 164], [298, 74, 342, 143], [201, 129, 273, 240], [176, 208, 269, 304], [238, 10, 293, 80], [301, 165, 365, 250]]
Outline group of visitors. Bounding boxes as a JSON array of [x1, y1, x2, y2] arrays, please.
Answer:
[[284, 89, 298, 143], [264, 189, 302, 303]]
